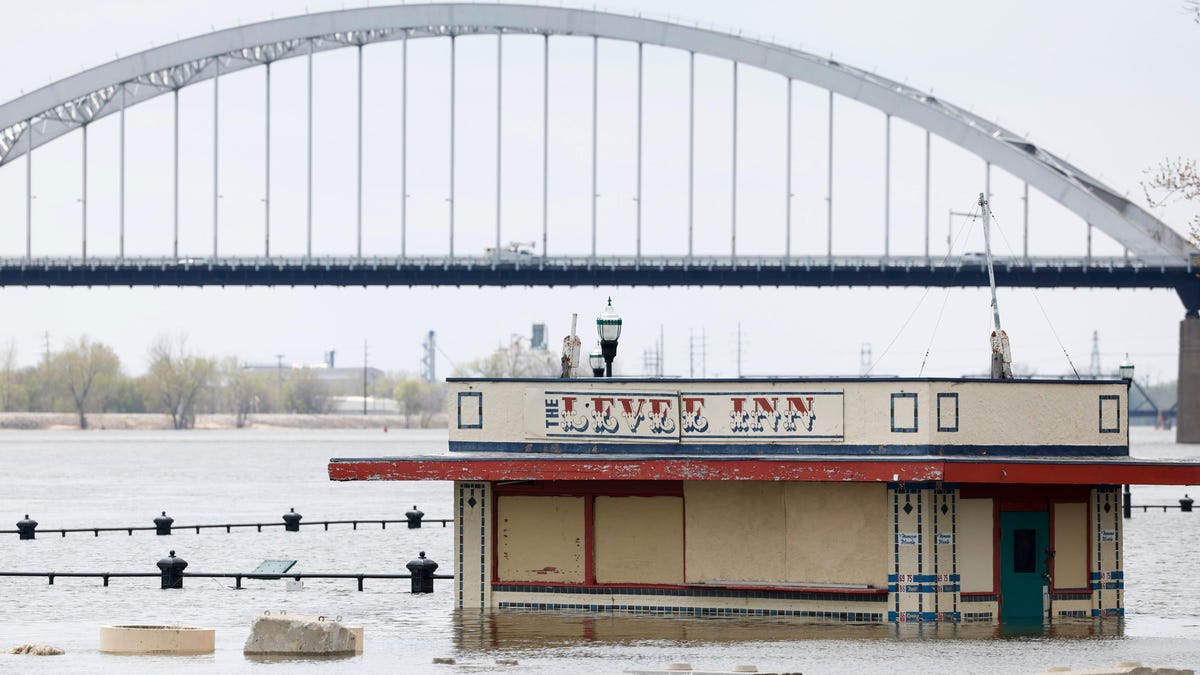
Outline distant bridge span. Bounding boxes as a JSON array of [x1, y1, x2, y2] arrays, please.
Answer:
[[0, 3, 1194, 266]]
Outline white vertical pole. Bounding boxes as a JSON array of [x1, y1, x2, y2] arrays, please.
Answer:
[[1022, 182, 1029, 262], [173, 89, 179, 259], [826, 90, 833, 261], [591, 36, 598, 261], [731, 62, 738, 258], [306, 41, 313, 259], [213, 57, 220, 259], [264, 63, 271, 258], [401, 34, 408, 259], [985, 161, 991, 200], [496, 34, 503, 256], [120, 83, 126, 260], [785, 78, 792, 260], [924, 130, 931, 259], [687, 51, 694, 260], [449, 35, 456, 259], [356, 43, 363, 259], [636, 42, 642, 262], [885, 114, 891, 259], [82, 123, 88, 261], [25, 121, 32, 261], [541, 34, 549, 257]]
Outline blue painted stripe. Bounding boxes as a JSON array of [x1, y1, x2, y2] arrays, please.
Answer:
[[920, 612, 937, 621], [1110, 570, 1124, 579], [887, 585, 898, 592], [914, 574, 937, 583], [888, 574, 898, 582], [448, 441, 1130, 456]]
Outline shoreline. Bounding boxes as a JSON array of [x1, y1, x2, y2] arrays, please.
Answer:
[[0, 412, 448, 431]]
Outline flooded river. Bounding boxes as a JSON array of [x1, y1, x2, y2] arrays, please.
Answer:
[[0, 427, 1197, 673]]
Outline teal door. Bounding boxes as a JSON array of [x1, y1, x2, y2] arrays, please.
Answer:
[[999, 511, 1050, 621]]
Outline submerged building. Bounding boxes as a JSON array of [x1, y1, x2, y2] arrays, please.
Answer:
[[330, 377, 1200, 623]]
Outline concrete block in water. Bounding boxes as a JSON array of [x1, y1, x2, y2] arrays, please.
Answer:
[[99, 626, 214, 654], [243, 614, 359, 656]]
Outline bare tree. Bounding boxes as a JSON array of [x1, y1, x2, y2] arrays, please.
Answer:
[[48, 336, 121, 429], [146, 336, 216, 430], [1143, 157, 1200, 244], [219, 357, 272, 428], [0, 341, 17, 412], [282, 368, 331, 414], [457, 336, 559, 378]]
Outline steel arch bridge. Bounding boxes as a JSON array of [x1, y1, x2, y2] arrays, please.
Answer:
[[0, 3, 1196, 308]]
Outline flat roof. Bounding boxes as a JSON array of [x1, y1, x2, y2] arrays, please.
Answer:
[[328, 455, 1200, 486]]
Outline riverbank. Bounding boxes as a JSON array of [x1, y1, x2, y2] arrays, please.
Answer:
[[0, 412, 447, 431]]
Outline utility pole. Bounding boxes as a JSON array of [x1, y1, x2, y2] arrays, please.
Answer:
[[421, 331, 436, 383], [41, 331, 51, 364], [275, 354, 284, 403], [1089, 330, 1102, 378], [363, 339, 369, 416]]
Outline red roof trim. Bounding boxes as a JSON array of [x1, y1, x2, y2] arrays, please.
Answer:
[[328, 457, 1200, 486]]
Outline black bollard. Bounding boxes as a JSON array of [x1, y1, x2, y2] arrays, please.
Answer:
[[1123, 485, 1132, 519], [1182, 494, 1194, 513], [157, 550, 188, 589], [406, 551, 439, 594], [405, 505, 425, 529], [154, 511, 174, 536], [283, 508, 302, 532], [16, 515, 37, 540]]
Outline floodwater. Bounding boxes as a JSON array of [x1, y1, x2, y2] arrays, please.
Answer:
[[0, 427, 1197, 674]]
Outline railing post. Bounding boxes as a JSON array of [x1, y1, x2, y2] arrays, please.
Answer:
[[405, 505, 424, 529], [406, 551, 438, 594], [157, 550, 187, 589], [1123, 485, 1132, 519], [16, 515, 37, 540], [154, 511, 174, 536], [283, 508, 302, 532], [1181, 494, 1194, 512]]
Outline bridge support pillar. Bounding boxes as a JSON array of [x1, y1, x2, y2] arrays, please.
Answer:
[[1178, 282, 1200, 443], [1179, 314, 1200, 444]]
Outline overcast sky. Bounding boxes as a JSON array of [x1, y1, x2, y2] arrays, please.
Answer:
[[0, 0, 1196, 382]]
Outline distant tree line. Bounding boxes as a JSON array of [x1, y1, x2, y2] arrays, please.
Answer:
[[0, 335, 448, 430]]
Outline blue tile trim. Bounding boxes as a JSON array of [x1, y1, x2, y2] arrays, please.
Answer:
[[498, 603, 883, 621], [1057, 610, 1089, 617], [961, 594, 998, 603], [457, 391, 483, 429], [936, 393, 959, 432], [1098, 394, 1120, 434], [492, 584, 887, 603], [448, 441, 1130, 457], [1091, 608, 1124, 617], [890, 392, 919, 433], [1090, 571, 1124, 580], [1051, 592, 1092, 601]]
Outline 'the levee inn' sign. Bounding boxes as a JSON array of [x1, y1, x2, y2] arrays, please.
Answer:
[[526, 389, 845, 442]]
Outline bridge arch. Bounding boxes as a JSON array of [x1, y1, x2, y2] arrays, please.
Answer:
[[0, 3, 1191, 261]]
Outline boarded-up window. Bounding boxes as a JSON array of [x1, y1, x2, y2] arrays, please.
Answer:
[[1053, 502, 1087, 589], [496, 496, 584, 583], [594, 496, 683, 584], [958, 498, 994, 592], [683, 482, 887, 588]]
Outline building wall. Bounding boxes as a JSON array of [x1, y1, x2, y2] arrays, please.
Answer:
[[450, 378, 1128, 452], [496, 496, 585, 583], [594, 496, 684, 584]]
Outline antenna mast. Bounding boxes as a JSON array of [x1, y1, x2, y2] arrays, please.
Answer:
[[981, 192, 1013, 379]]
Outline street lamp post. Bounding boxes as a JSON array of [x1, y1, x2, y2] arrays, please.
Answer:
[[596, 297, 622, 377], [1119, 355, 1134, 382], [589, 345, 605, 377]]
